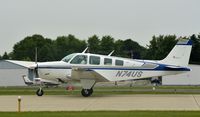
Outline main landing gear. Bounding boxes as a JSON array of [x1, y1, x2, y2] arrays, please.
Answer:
[[81, 88, 93, 97], [35, 87, 93, 97], [36, 87, 44, 96], [80, 79, 95, 97]]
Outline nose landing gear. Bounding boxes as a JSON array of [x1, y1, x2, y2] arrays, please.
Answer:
[[36, 87, 44, 96]]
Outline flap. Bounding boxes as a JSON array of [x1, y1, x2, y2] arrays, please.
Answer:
[[71, 67, 108, 82]]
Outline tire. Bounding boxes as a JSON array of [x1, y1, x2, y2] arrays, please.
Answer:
[[81, 88, 93, 97], [36, 88, 44, 96]]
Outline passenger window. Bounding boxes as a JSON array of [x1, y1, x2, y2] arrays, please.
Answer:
[[104, 58, 112, 65], [89, 56, 100, 65], [115, 60, 124, 66], [70, 55, 87, 64]]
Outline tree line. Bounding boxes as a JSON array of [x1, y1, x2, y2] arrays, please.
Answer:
[[0, 34, 200, 64]]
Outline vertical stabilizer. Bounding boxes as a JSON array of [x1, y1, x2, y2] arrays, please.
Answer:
[[159, 39, 192, 67]]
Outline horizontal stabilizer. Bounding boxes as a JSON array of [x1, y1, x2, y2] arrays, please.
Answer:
[[165, 65, 190, 71]]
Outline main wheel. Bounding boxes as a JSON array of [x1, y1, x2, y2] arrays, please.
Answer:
[[81, 88, 93, 97], [36, 88, 44, 96]]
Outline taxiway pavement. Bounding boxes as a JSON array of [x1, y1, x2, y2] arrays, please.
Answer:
[[0, 94, 200, 111]]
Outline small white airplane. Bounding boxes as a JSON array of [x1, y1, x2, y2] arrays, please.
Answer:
[[7, 38, 192, 97]]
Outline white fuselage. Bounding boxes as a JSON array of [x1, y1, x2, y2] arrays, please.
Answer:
[[36, 53, 189, 83]]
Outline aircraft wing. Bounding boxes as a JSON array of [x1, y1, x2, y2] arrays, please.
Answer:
[[5, 60, 35, 68], [22, 75, 60, 86], [71, 67, 109, 82]]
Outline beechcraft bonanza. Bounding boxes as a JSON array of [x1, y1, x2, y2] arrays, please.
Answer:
[[7, 38, 192, 97]]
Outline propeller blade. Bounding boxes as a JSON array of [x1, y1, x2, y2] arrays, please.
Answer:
[[35, 47, 39, 78]]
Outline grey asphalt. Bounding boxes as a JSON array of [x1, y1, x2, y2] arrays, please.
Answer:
[[0, 95, 200, 111]]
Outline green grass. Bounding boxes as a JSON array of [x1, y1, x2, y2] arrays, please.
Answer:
[[0, 86, 200, 95], [0, 111, 200, 117]]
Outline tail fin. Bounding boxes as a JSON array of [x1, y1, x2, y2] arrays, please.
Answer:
[[159, 38, 192, 67]]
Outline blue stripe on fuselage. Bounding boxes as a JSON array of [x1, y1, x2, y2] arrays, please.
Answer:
[[38, 64, 190, 71], [85, 67, 190, 71], [38, 67, 72, 69]]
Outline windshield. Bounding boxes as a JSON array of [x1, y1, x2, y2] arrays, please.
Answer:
[[70, 55, 88, 64], [61, 53, 76, 63]]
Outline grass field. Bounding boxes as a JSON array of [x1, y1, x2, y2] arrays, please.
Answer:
[[0, 85, 200, 95], [0, 111, 200, 117]]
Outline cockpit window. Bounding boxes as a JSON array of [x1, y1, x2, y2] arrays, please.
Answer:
[[70, 55, 88, 64], [61, 53, 76, 63]]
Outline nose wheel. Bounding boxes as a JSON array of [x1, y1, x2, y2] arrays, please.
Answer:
[[81, 88, 93, 97], [36, 87, 44, 96]]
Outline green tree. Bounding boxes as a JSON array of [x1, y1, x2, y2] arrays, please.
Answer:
[[99, 35, 114, 55], [2, 52, 9, 59], [38, 44, 55, 62], [87, 35, 100, 53], [122, 39, 146, 59], [114, 39, 125, 57], [55, 34, 87, 60], [145, 35, 177, 60], [190, 34, 200, 64], [12, 34, 55, 61]]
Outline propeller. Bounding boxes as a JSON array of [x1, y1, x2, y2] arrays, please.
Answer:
[[35, 47, 39, 78]]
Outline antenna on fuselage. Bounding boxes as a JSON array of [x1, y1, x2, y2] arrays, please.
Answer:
[[108, 50, 115, 56], [82, 47, 88, 53]]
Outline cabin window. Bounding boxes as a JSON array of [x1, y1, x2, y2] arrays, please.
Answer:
[[104, 58, 112, 65], [89, 56, 100, 65], [70, 55, 87, 64], [115, 60, 124, 66]]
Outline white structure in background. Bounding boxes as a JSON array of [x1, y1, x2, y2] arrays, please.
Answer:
[[0, 60, 33, 86], [162, 64, 200, 85]]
